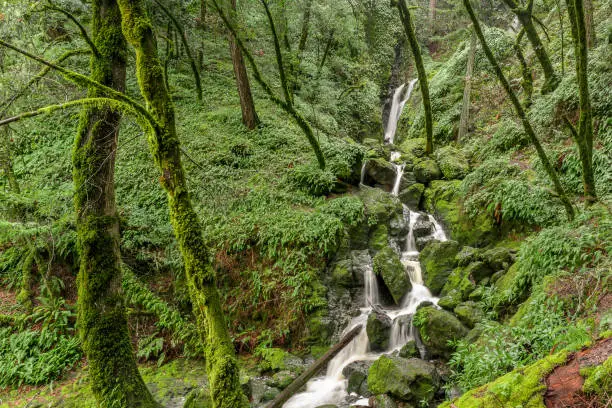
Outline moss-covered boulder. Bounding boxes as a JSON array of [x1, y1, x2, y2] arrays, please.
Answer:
[[435, 146, 469, 180], [368, 224, 389, 253], [464, 261, 494, 283], [330, 259, 354, 288], [363, 158, 397, 189], [413, 159, 442, 184], [412, 216, 434, 238], [437, 291, 463, 311], [399, 137, 427, 158], [414, 306, 468, 359], [342, 360, 373, 396], [371, 394, 398, 408], [373, 246, 411, 304], [399, 340, 419, 358], [481, 247, 514, 271], [419, 240, 461, 295], [423, 180, 496, 247], [367, 355, 439, 403], [359, 186, 403, 226], [398, 183, 425, 208], [438, 352, 569, 408], [257, 348, 305, 374], [367, 311, 392, 351], [454, 301, 486, 329], [440, 267, 476, 300], [183, 388, 213, 408]]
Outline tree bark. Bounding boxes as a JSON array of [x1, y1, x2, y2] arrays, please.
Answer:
[[298, 0, 313, 53], [583, 0, 595, 48], [266, 324, 363, 408], [514, 29, 533, 109], [229, 0, 259, 129], [73, 0, 159, 406], [318, 29, 334, 76], [458, 30, 476, 140], [116, 1, 249, 407], [397, 0, 434, 154], [566, 0, 596, 204], [429, 0, 437, 34], [463, 0, 575, 220]]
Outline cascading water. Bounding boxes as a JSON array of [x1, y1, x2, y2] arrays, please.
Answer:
[[383, 79, 418, 145], [284, 79, 447, 408]]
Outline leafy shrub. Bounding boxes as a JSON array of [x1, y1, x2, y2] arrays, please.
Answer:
[[0, 327, 81, 387], [288, 163, 336, 196]]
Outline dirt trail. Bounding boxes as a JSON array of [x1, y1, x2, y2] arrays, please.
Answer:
[[544, 337, 612, 408]]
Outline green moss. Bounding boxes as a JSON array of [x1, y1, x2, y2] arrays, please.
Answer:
[[398, 182, 425, 208], [367, 355, 438, 403], [439, 351, 569, 408], [373, 246, 411, 304], [413, 158, 442, 183], [440, 267, 476, 300], [435, 146, 470, 180], [582, 355, 612, 396], [368, 224, 389, 252], [359, 186, 403, 226], [414, 306, 468, 359], [399, 137, 427, 158], [419, 240, 460, 295]]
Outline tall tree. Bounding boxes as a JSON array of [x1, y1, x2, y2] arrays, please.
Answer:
[[212, 0, 326, 169], [228, 0, 260, 129], [73, 0, 159, 406], [458, 30, 476, 140], [462, 0, 575, 220], [500, 0, 559, 93], [298, 0, 313, 53], [396, 0, 434, 154], [566, 0, 596, 204], [115, 0, 249, 406], [514, 29, 534, 108]]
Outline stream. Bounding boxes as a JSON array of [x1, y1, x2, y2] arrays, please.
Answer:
[[283, 81, 447, 408]]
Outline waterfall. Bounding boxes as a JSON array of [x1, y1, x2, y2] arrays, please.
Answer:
[[383, 79, 418, 145], [364, 263, 379, 307]]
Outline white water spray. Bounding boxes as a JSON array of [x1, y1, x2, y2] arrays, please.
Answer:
[[383, 79, 418, 145]]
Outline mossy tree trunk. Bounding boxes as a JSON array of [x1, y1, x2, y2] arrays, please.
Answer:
[[502, 0, 559, 93], [228, 0, 259, 129], [397, 0, 434, 154], [566, 0, 597, 204], [463, 0, 575, 220], [298, 0, 312, 53], [514, 29, 534, 109], [116, 1, 249, 407], [73, 0, 159, 406]]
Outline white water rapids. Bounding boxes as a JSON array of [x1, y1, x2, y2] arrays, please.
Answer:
[[284, 81, 440, 408], [383, 79, 418, 145]]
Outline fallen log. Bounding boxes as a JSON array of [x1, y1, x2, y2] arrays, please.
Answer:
[[266, 324, 363, 408]]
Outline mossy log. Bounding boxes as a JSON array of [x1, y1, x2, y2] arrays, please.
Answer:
[[266, 324, 363, 408]]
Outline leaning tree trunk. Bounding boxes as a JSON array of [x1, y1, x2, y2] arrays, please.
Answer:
[[514, 29, 534, 109], [429, 0, 437, 34], [397, 0, 434, 154], [116, 1, 249, 407], [229, 0, 259, 129], [458, 30, 476, 140], [463, 0, 575, 220], [298, 0, 312, 53], [566, 0, 596, 204], [73, 0, 159, 406]]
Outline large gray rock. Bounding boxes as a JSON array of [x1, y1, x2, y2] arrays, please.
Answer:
[[367, 356, 439, 403], [363, 158, 397, 190], [412, 216, 434, 238], [367, 311, 392, 351], [342, 360, 373, 396], [398, 183, 424, 208]]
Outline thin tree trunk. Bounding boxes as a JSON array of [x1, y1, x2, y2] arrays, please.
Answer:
[[198, 0, 207, 27], [514, 29, 533, 109], [566, 0, 596, 204], [397, 0, 434, 154], [458, 31, 476, 140], [463, 0, 575, 220], [556, 0, 565, 76], [583, 0, 595, 48], [0, 127, 19, 195], [429, 0, 437, 34], [116, 1, 249, 406], [516, 9, 559, 93], [318, 29, 334, 76], [229, 0, 259, 129], [73, 0, 159, 406], [298, 0, 313, 53]]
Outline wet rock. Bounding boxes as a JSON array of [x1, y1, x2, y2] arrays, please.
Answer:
[[399, 137, 427, 158], [181, 388, 212, 408], [247, 377, 280, 405], [367, 356, 439, 403], [413, 159, 442, 183], [398, 171, 417, 191], [412, 217, 434, 238], [359, 186, 403, 227], [398, 183, 424, 208], [343, 360, 373, 396], [468, 285, 486, 301], [419, 240, 460, 295], [435, 146, 470, 180], [415, 236, 435, 252], [368, 224, 389, 253], [363, 158, 397, 190], [454, 301, 486, 329], [389, 213, 409, 238], [413, 306, 468, 359], [370, 394, 398, 408], [399, 340, 419, 358], [351, 250, 372, 287], [331, 259, 356, 288], [373, 246, 411, 304], [266, 370, 296, 390], [455, 246, 480, 266], [257, 348, 305, 374], [367, 311, 392, 351]]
